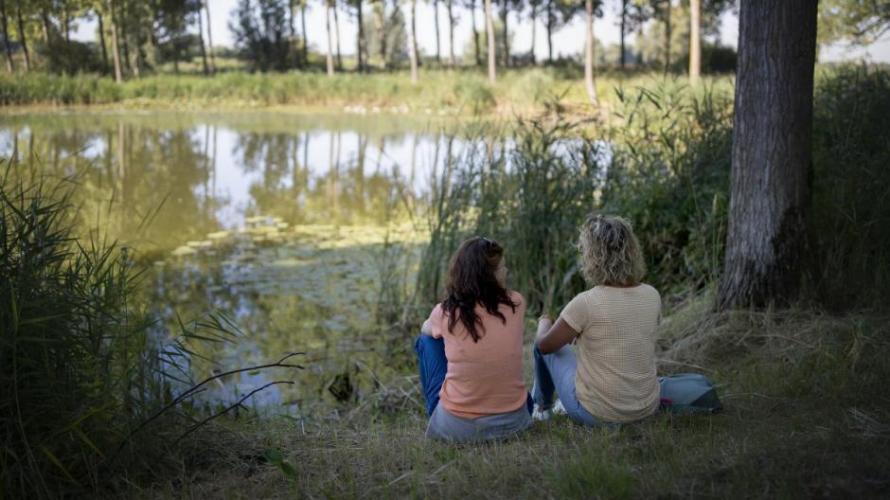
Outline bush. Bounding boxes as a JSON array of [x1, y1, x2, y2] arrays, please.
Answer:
[[808, 65, 890, 309]]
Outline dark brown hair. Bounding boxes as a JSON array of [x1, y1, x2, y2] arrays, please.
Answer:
[[442, 237, 517, 343]]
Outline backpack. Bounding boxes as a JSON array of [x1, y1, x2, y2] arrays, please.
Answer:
[[658, 373, 723, 415]]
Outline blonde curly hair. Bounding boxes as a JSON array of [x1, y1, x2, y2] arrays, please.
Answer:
[[578, 214, 646, 286]]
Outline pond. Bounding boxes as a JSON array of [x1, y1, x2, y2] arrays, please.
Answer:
[[0, 110, 508, 417]]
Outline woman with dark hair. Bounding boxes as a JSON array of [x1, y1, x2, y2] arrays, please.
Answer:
[[415, 236, 532, 442]]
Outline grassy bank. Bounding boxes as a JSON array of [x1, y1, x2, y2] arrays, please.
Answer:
[[134, 302, 890, 499], [0, 69, 733, 116]]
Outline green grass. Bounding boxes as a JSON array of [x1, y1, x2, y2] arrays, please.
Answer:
[[130, 301, 890, 499]]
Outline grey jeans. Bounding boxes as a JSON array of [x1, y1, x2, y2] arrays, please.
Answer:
[[426, 404, 532, 443]]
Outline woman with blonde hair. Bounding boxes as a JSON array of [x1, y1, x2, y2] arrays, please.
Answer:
[[531, 214, 661, 426]]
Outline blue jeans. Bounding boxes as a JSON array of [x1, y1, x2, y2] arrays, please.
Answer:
[[414, 335, 533, 417], [531, 344, 616, 428]]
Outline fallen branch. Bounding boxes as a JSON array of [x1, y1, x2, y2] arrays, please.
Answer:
[[175, 380, 296, 444]]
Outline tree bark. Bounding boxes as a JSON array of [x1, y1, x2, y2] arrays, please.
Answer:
[[325, 3, 335, 75], [97, 10, 109, 71], [356, 0, 365, 72], [619, 0, 627, 69], [689, 0, 700, 82], [377, 2, 387, 69], [333, 3, 342, 70], [408, 0, 418, 83], [205, 0, 216, 73], [500, 0, 509, 67], [15, 0, 29, 71], [471, 0, 480, 66], [447, 0, 455, 66], [197, 1, 209, 75], [109, 0, 123, 82], [0, 0, 15, 72], [433, 0, 441, 64], [529, 1, 536, 64], [484, 0, 496, 82], [717, 0, 818, 310], [663, 0, 671, 72], [546, 0, 553, 63], [301, 4, 308, 65], [584, 0, 597, 105]]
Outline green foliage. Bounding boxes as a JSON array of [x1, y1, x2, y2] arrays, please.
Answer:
[[818, 0, 890, 45], [0, 166, 153, 496], [604, 79, 733, 298], [451, 75, 496, 113]]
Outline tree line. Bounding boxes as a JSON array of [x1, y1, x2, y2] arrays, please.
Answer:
[[0, 1, 886, 95]]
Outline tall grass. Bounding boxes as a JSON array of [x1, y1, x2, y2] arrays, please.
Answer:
[[0, 70, 733, 114], [411, 65, 890, 316], [0, 163, 302, 496], [0, 168, 155, 495]]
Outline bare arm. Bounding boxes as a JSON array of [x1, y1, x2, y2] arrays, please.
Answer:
[[534, 315, 580, 354], [421, 318, 433, 336]]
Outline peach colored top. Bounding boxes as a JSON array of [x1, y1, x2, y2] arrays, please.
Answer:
[[426, 291, 528, 419]]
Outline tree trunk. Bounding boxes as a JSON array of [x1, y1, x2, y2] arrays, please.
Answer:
[[619, 0, 626, 69], [0, 0, 15, 72], [433, 0, 441, 64], [377, 2, 387, 69], [15, 1, 29, 71], [301, 4, 308, 65], [500, 0, 509, 67], [118, 2, 130, 75], [484, 0, 496, 83], [109, 0, 123, 82], [325, 3, 334, 75], [689, 0, 700, 82], [529, 1, 536, 65], [63, 0, 71, 42], [97, 10, 109, 71], [471, 0, 480, 66], [584, 0, 597, 105], [197, 2, 209, 75], [664, 0, 671, 72], [408, 0, 418, 83], [357, 0, 365, 72], [717, 0, 818, 310], [447, 0, 455, 66], [205, 0, 216, 73], [333, 4, 342, 70], [546, 0, 553, 63]]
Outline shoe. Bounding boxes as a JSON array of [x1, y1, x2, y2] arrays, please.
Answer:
[[532, 405, 553, 422], [552, 399, 567, 416]]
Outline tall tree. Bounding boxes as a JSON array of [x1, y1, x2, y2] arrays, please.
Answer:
[[108, 0, 122, 82], [407, 0, 418, 82], [0, 0, 14, 72], [584, 0, 598, 105], [325, 0, 335, 74], [96, 6, 109, 71], [197, 0, 209, 74], [205, 0, 216, 73], [301, 1, 308, 64], [446, 0, 455, 66], [466, 0, 480, 65], [718, 0, 818, 309], [484, 0, 495, 82], [689, 0, 700, 82], [546, 0, 553, 62], [351, 0, 366, 72], [14, 0, 29, 71], [433, 0, 441, 63], [332, 0, 342, 69], [499, 0, 508, 66], [528, 0, 539, 64], [617, 0, 628, 68]]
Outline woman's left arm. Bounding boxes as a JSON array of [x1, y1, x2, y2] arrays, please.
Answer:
[[534, 315, 579, 354]]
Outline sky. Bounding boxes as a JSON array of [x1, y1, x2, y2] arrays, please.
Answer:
[[73, 0, 890, 64]]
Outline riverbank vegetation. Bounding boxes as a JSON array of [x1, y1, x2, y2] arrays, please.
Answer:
[[2, 63, 888, 497]]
